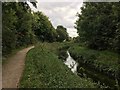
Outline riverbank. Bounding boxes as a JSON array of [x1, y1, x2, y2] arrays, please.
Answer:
[[68, 43, 120, 89], [20, 42, 97, 88]]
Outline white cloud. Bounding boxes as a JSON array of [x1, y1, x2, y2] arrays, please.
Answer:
[[67, 28, 79, 38], [29, 2, 83, 38]]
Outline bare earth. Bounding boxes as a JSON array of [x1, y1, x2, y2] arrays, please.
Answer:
[[2, 46, 34, 88]]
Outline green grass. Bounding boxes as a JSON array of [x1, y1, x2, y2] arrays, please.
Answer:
[[20, 42, 96, 88], [69, 43, 120, 77]]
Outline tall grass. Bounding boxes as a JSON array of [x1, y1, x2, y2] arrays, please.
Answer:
[[20, 42, 96, 88]]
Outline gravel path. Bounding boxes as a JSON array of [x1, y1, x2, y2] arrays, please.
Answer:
[[2, 46, 34, 88]]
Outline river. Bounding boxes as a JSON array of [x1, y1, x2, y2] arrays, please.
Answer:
[[63, 51, 117, 89], [64, 51, 78, 74]]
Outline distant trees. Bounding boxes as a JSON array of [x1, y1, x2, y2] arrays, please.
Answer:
[[56, 25, 69, 42], [76, 2, 120, 53]]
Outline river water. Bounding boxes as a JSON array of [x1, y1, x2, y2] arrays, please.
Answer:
[[64, 51, 78, 74], [63, 51, 117, 88]]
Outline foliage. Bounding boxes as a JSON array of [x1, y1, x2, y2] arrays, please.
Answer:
[[16, 10, 35, 46], [2, 2, 66, 56], [58, 45, 70, 60], [2, 3, 17, 56], [69, 44, 120, 81], [2, 2, 36, 55], [20, 43, 96, 88], [33, 12, 58, 42], [76, 2, 120, 52], [56, 25, 69, 42]]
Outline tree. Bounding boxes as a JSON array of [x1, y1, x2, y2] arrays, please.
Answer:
[[33, 12, 57, 42], [2, 1, 37, 56], [2, 3, 17, 55], [76, 2, 120, 52], [56, 25, 69, 42]]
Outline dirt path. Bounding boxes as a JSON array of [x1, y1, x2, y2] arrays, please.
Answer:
[[2, 46, 34, 88]]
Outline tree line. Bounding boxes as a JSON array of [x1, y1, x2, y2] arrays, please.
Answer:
[[2, 2, 69, 56], [76, 2, 120, 53]]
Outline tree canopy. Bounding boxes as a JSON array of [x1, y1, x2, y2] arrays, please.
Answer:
[[56, 25, 69, 42], [2, 2, 69, 56], [32, 12, 57, 42], [76, 2, 120, 53]]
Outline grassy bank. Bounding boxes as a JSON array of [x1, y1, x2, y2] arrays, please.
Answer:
[[20, 42, 96, 88], [68, 43, 120, 88]]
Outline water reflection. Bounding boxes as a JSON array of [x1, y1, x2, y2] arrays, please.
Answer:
[[64, 51, 78, 74]]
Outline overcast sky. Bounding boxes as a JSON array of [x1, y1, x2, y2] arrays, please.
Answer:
[[29, 1, 83, 38]]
